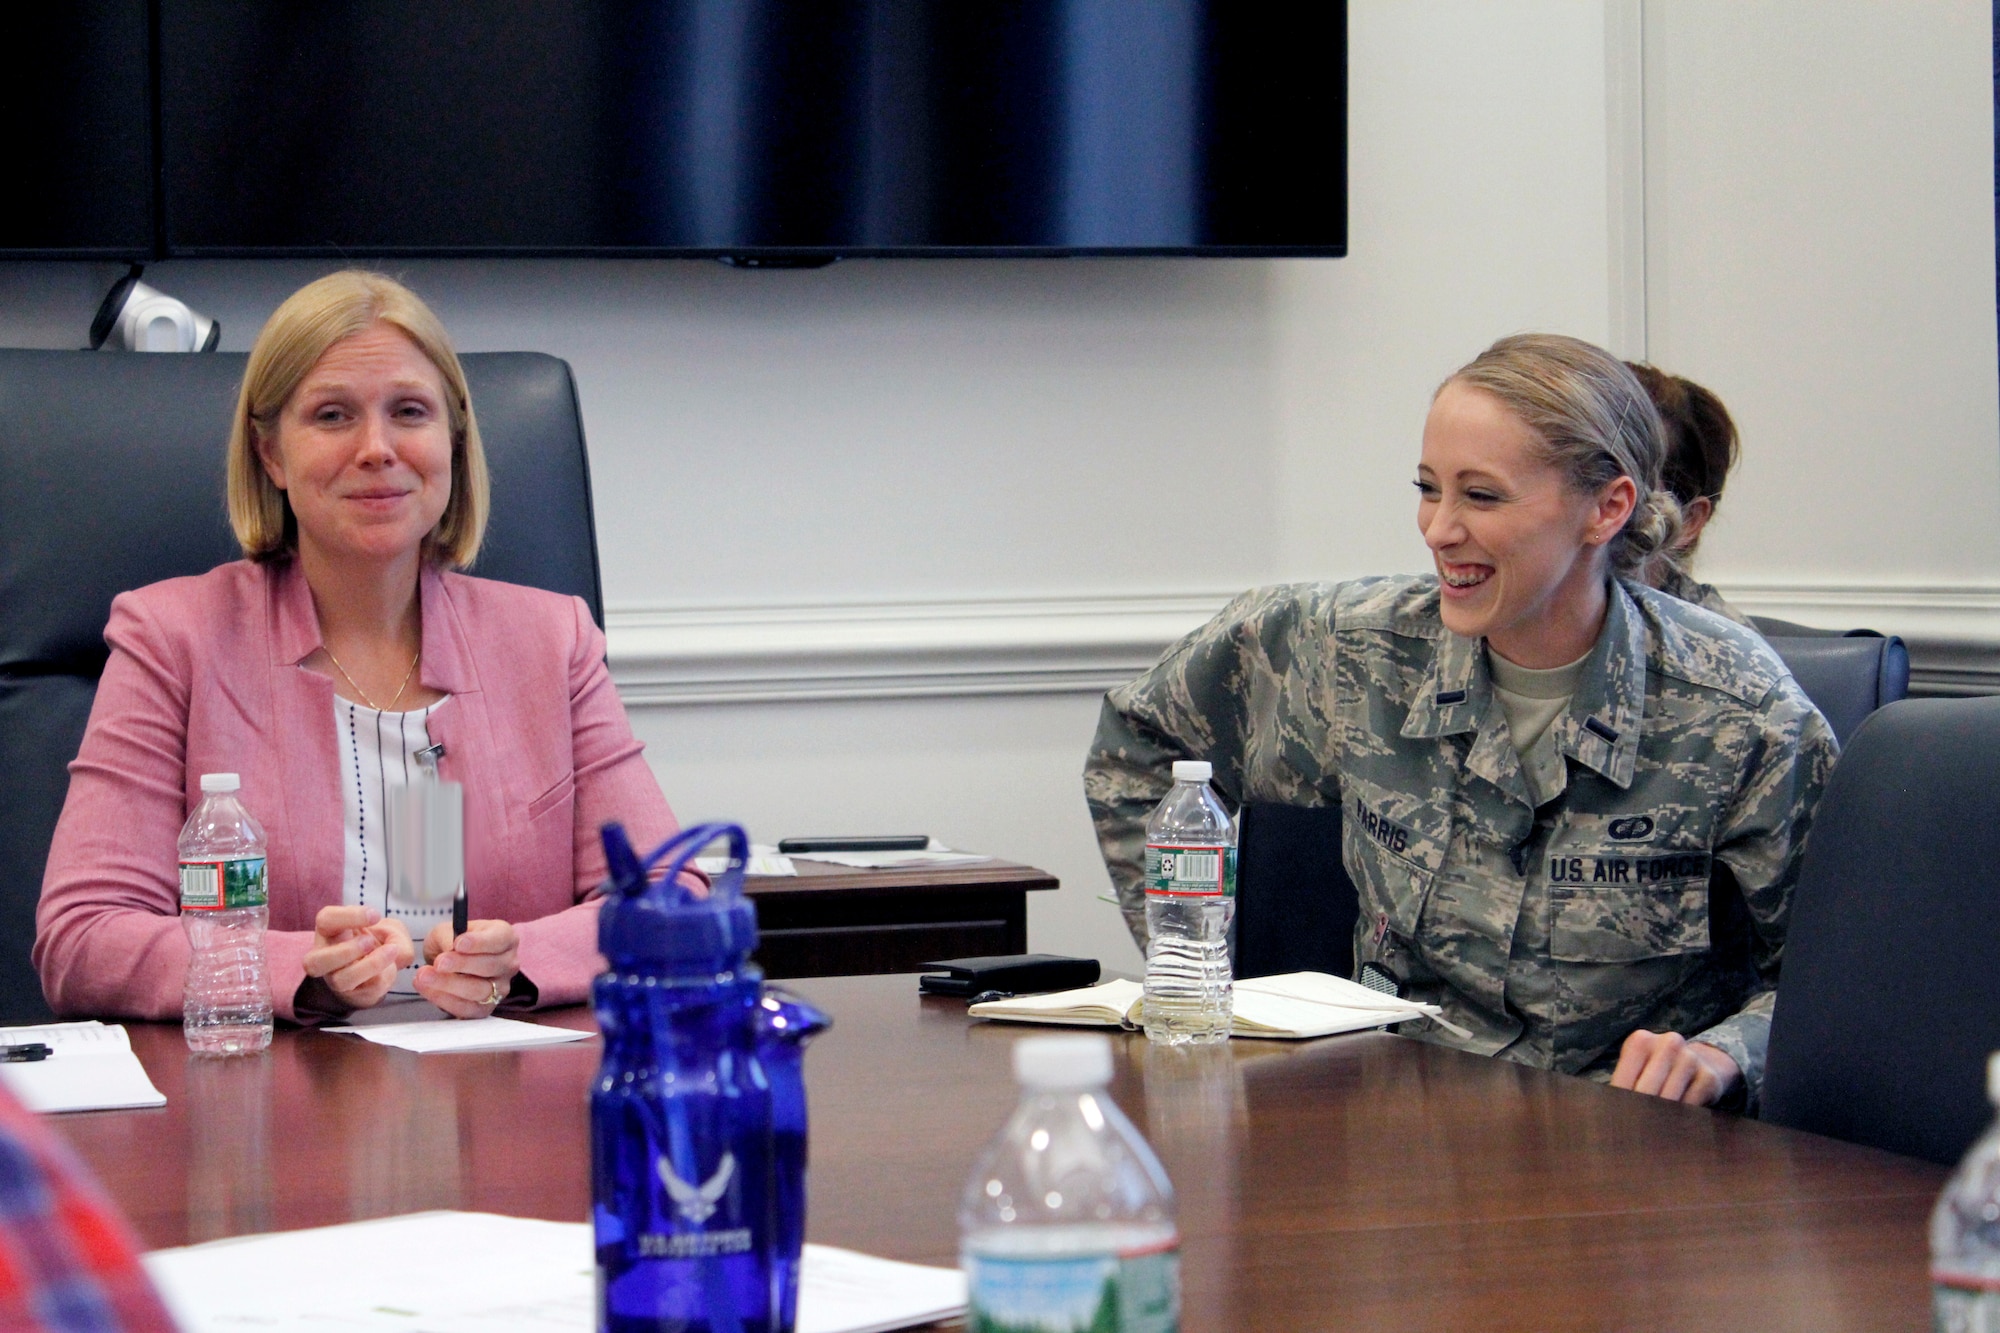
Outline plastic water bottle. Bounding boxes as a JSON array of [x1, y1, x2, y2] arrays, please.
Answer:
[[177, 773, 271, 1055], [1932, 1053, 2000, 1330], [1142, 760, 1236, 1045], [960, 1034, 1180, 1333]]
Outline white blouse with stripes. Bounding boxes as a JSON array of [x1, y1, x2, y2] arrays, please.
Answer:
[[333, 695, 452, 998]]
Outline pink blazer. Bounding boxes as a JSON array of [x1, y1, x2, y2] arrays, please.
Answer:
[[35, 559, 680, 1021]]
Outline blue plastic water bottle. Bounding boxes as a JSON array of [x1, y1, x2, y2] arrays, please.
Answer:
[[592, 822, 830, 1333]]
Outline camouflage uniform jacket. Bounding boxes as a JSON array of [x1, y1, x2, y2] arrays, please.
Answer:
[[1084, 575, 1836, 1109], [1653, 564, 1754, 631]]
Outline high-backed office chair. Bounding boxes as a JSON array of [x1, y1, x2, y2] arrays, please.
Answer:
[[1234, 801, 1358, 980], [1761, 696, 2000, 1164], [0, 349, 603, 1024], [1750, 616, 1910, 747]]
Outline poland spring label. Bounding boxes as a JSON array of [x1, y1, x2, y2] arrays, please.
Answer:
[[966, 1246, 1179, 1333], [179, 857, 268, 911], [1934, 1275, 2000, 1333], [1143, 844, 1236, 899]]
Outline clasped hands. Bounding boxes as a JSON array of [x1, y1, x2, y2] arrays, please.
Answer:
[[302, 905, 520, 1019], [1611, 1029, 1742, 1106]]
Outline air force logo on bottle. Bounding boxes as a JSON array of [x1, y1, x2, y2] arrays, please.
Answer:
[[659, 1151, 735, 1224], [639, 1152, 754, 1258], [1607, 816, 1654, 841]]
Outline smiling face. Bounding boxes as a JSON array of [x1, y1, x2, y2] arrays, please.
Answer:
[[1416, 381, 1635, 667], [255, 323, 454, 574]]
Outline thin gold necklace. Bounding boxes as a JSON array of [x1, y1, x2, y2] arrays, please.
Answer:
[[323, 644, 421, 712]]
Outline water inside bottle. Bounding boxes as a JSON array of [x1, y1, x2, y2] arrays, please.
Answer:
[[185, 1014, 273, 1056], [183, 909, 272, 1055], [1143, 899, 1233, 1045]]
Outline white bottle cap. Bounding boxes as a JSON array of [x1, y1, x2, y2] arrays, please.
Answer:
[[1013, 1034, 1113, 1089], [199, 773, 241, 793], [1171, 760, 1212, 783], [1987, 1052, 2000, 1105]]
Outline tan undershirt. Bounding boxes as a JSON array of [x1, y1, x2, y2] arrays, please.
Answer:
[[1486, 646, 1591, 807]]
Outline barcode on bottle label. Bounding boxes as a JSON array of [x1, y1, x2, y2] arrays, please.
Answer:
[[1144, 845, 1235, 898], [179, 857, 268, 911]]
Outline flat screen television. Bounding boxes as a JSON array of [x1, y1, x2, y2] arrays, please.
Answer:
[[0, 4, 153, 257], [155, 0, 1345, 261]]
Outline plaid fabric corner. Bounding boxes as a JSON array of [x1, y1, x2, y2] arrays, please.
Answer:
[[0, 1088, 176, 1332]]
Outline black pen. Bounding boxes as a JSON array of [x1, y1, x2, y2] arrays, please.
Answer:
[[0, 1044, 52, 1063], [452, 883, 467, 942]]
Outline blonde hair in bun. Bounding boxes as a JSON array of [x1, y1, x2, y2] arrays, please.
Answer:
[[1444, 332, 1685, 578]]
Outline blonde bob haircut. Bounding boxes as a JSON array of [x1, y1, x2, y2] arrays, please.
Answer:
[[1443, 332, 1684, 580], [226, 270, 489, 568]]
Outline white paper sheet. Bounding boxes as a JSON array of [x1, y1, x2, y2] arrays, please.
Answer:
[[694, 843, 799, 877], [324, 1016, 595, 1053], [143, 1211, 968, 1333], [796, 1246, 968, 1333], [0, 1021, 166, 1113]]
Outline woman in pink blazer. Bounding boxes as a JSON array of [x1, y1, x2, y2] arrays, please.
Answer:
[[35, 271, 681, 1023]]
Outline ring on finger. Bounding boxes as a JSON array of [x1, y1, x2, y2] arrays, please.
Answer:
[[485, 978, 504, 1007]]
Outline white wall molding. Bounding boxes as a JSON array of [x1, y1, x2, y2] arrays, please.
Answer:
[[1720, 581, 2000, 695], [608, 581, 2000, 706], [607, 592, 1236, 706]]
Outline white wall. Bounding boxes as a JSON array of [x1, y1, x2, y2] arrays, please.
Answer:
[[1269, 4, 1624, 584], [1642, 1, 2000, 686], [2, 0, 1993, 969]]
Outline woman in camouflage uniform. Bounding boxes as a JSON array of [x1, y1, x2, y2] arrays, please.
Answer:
[[1085, 334, 1835, 1112]]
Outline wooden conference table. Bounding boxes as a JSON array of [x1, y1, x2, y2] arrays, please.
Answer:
[[60, 975, 1943, 1331]]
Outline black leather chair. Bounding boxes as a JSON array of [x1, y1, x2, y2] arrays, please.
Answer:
[[1762, 697, 2000, 1163], [0, 349, 603, 1024], [1750, 616, 1910, 747], [1233, 801, 1358, 980]]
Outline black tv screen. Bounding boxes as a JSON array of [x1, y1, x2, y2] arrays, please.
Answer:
[[159, 0, 1345, 259], [0, 3, 153, 257]]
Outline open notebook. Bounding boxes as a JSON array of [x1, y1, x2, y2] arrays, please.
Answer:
[[0, 1021, 166, 1112], [968, 971, 1463, 1040]]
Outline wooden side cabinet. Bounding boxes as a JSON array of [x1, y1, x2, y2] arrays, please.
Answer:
[[742, 859, 1059, 978]]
